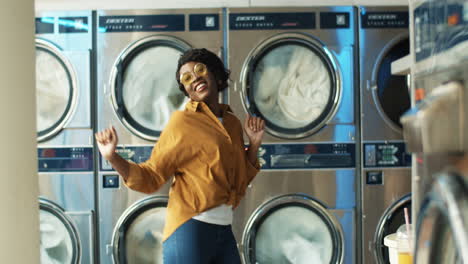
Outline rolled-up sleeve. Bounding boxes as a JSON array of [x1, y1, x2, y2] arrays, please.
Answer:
[[123, 114, 183, 194], [245, 154, 260, 184]]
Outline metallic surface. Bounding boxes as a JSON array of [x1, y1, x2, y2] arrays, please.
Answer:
[[39, 198, 81, 264], [361, 167, 411, 264], [359, 6, 409, 141], [358, 6, 412, 264], [227, 6, 356, 143], [35, 10, 95, 264], [373, 193, 411, 262], [96, 9, 224, 264], [108, 35, 191, 141], [39, 172, 95, 264], [36, 10, 93, 147], [233, 169, 356, 264], [415, 172, 468, 264], [111, 195, 169, 264], [96, 8, 224, 146], [227, 7, 356, 264], [238, 32, 343, 139], [35, 38, 79, 142], [98, 172, 171, 264], [241, 193, 345, 264]]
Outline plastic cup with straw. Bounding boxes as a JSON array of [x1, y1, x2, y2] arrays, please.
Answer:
[[397, 207, 413, 264]]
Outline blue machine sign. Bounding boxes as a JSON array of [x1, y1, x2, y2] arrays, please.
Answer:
[[229, 12, 316, 30], [35, 17, 54, 34], [58, 16, 89, 33], [100, 146, 153, 171], [38, 147, 93, 172], [361, 12, 409, 28], [99, 15, 185, 32]]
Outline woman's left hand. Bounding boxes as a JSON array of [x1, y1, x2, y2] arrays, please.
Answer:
[[244, 115, 265, 146]]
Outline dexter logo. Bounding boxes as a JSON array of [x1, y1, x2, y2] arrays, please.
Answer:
[[235, 16, 266, 21]]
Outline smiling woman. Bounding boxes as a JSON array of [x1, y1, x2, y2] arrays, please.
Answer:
[[95, 48, 266, 264]]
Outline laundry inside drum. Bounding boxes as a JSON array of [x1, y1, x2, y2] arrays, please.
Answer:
[[39, 210, 74, 263], [122, 46, 188, 132], [252, 44, 332, 130], [125, 206, 167, 264], [36, 48, 72, 133], [254, 206, 334, 264]]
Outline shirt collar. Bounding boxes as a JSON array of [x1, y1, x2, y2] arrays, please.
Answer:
[[185, 100, 233, 115]]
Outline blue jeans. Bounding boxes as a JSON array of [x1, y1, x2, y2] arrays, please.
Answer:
[[163, 219, 241, 264]]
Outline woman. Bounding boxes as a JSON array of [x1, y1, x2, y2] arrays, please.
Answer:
[[95, 48, 265, 264]]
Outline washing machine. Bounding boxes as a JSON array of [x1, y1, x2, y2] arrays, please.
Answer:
[[358, 6, 413, 264], [35, 11, 93, 146], [95, 8, 224, 264], [227, 7, 357, 264], [38, 149, 95, 264], [35, 11, 96, 264]]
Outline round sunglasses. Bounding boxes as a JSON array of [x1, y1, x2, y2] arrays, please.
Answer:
[[180, 63, 208, 87]]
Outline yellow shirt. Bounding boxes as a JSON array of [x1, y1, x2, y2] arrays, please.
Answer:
[[123, 100, 260, 241]]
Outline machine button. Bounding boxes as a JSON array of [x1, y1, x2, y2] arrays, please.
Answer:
[[366, 171, 383, 185], [103, 175, 119, 188]]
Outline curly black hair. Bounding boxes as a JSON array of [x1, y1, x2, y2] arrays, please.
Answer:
[[176, 48, 230, 97]]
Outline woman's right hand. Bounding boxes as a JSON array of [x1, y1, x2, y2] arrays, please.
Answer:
[[95, 125, 118, 161]]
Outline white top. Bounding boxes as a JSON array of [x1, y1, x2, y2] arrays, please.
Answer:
[[192, 116, 233, 225], [192, 204, 233, 225]]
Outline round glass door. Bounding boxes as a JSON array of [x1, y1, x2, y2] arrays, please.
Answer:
[[374, 194, 412, 263], [112, 196, 168, 264], [415, 173, 468, 264], [36, 39, 77, 142], [39, 198, 80, 264], [242, 34, 341, 139], [373, 38, 410, 131], [111, 36, 190, 141], [242, 194, 344, 264]]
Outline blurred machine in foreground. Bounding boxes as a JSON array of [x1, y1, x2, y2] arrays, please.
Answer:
[[401, 0, 468, 262]]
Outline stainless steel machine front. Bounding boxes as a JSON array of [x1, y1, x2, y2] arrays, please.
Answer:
[[35, 10, 95, 264], [226, 7, 357, 264], [35, 11, 93, 146], [358, 6, 412, 264], [38, 147, 95, 264], [95, 9, 224, 264], [227, 6, 356, 144]]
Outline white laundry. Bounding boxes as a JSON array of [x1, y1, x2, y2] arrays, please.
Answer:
[[253, 45, 332, 129], [123, 46, 188, 131], [277, 47, 331, 125], [254, 206, 333, 264], [281, 234, 324, 264], [36, 49, 70, 132], [39, 210, 73, 264], [125, 207, 167, 264]]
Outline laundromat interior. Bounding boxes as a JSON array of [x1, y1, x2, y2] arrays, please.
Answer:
[[1, 0, 467, 263]]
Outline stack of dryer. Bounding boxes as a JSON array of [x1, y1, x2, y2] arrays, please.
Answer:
[[358, 6, 412, 264], [227, 7, 357, 264], [95, 9, 224, 263], [35, 11, 95, 264]]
